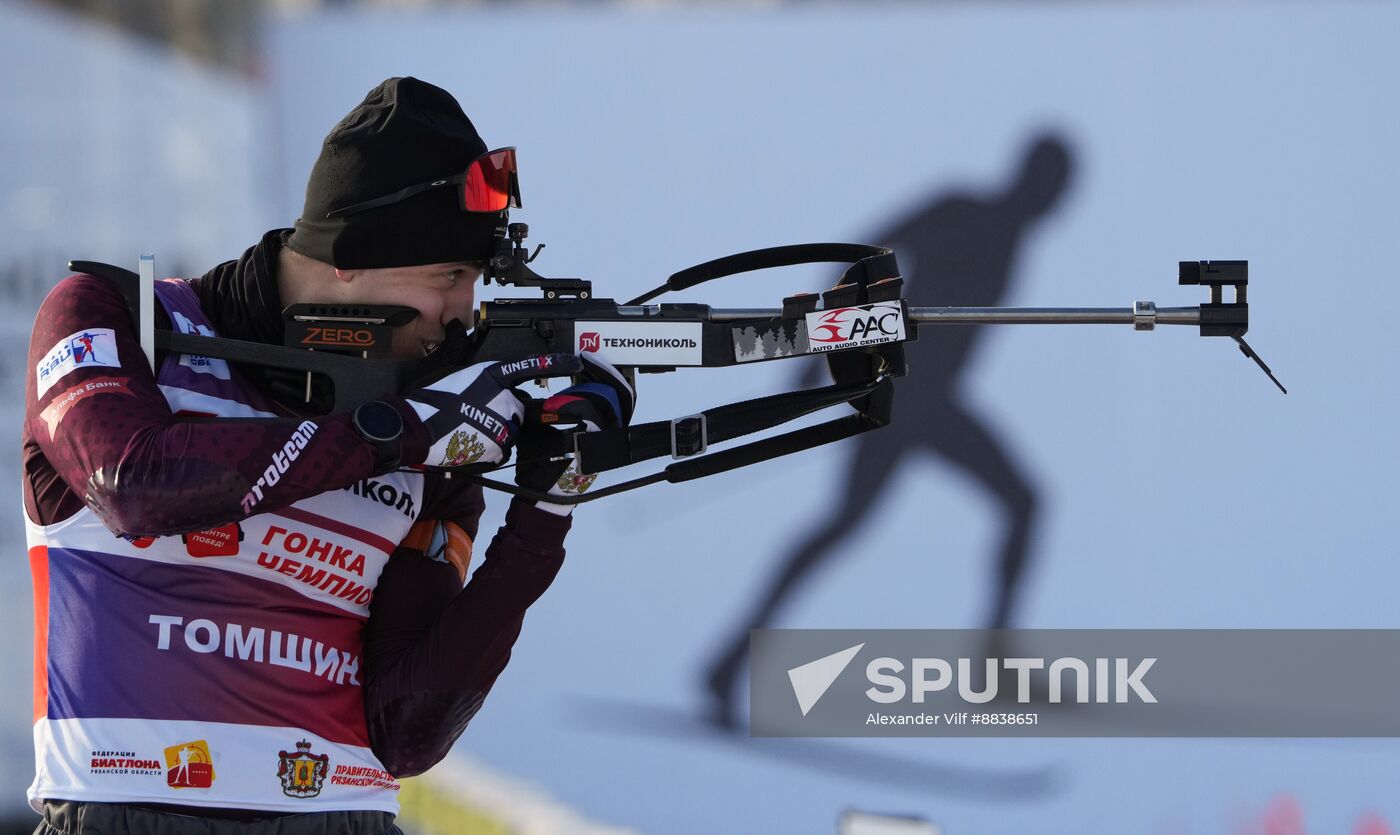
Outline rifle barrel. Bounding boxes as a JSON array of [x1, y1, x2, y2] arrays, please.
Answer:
[[706, 305, 1202, 326], [907, 305, 1201, 325]]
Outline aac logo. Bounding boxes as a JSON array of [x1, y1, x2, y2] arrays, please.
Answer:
[[579, 332, 601, 352], [811, 306, 903, 344]]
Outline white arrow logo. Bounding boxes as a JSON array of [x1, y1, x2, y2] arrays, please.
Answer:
[[788, 643, 865, 716]]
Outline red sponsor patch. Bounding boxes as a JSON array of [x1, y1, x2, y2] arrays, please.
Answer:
[[182, 523, 243, 558], [39, 376, 133, 439]]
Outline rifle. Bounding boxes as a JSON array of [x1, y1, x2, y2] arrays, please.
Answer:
[[71, 224, 1281, 506]]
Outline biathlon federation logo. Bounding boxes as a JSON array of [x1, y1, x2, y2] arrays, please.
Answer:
[[277, 739, 330, 799], [35, 327, 121, 397], [164, 740, 215, 789]]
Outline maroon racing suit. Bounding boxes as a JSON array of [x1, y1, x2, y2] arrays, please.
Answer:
[[23, 231, 570, 815]]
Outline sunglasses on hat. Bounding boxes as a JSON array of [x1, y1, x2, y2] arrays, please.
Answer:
[[326, 147, 521, 218]]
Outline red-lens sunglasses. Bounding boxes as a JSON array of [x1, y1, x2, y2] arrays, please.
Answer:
[[326, 147, 521, 218]]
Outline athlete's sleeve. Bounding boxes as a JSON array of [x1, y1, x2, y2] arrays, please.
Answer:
[[24, 273, 429, 536], [362, 481, 569, 778]]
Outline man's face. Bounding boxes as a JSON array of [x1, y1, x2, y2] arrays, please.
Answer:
[[335, 261, 482, 360]]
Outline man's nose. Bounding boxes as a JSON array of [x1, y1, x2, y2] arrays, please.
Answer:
[[441, 284, 476, 327]]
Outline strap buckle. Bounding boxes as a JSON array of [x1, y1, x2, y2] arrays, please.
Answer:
[[670, 414, 708, 459]]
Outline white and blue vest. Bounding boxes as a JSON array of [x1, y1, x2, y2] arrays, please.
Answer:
[[26, 280, 423, 814]]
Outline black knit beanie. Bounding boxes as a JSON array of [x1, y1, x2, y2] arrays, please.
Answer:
[[286, 77, 503, 269]]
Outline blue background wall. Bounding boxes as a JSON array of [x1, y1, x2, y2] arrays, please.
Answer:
[[4, 2, 1397, 832]]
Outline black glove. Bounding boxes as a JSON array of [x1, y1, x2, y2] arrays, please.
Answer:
[[515, 353, 636, 514]]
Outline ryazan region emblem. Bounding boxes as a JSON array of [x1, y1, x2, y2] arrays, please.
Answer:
[[277, 739, 330, 799]]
